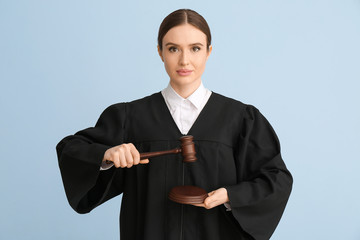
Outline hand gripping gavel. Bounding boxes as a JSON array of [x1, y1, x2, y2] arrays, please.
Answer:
[[139, 135, 196, 163], [105, 135, 196, 164]]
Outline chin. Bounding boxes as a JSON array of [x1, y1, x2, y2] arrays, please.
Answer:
[[172, 78, 197, 87], [173, 74, 199, 83]]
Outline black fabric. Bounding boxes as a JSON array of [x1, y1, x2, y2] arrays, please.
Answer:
[[57, 92, 293, 240]]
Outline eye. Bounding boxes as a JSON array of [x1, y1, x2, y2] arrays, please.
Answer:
[[168, 47, 178, 53], [192, 46, 201, 52]]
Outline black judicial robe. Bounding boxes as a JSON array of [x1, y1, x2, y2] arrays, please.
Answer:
[[57, 92, 293, 240]]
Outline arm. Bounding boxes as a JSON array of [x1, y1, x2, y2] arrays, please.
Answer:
[[56, 104, 127, 213], [193, 106, 292, 240], [225, 106, 292, 240]]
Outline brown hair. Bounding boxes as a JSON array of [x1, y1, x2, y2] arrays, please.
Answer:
[[158, 9, 212, 51]]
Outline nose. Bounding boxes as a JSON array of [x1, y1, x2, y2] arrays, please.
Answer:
[[179, 51, 189, 66]]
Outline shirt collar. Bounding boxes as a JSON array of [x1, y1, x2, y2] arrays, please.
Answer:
[[162, 83, 207, 110]]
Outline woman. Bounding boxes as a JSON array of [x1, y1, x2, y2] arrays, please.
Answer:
[[57, 9, 292, 240]]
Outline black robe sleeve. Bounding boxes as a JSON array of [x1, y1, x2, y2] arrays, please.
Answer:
[[56, 104, 126, 214], [225, 106, 293, 240]]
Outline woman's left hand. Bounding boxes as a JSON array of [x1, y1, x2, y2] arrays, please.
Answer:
[[192, 187, 230, 209]]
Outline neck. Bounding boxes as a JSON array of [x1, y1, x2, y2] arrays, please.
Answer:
[[170, 80, 201, 99]]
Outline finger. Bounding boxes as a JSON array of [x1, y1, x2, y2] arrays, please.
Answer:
[[140, 159, 149, 164], [111, 152, 121, 168], [204, 192, 216, 205], [123, 145, 134, 168], [204, 200, 220, 209], [129, 143, 140, 165], [191, 203, 205, 207], [207, 191, 215, 196], [204, 198, 215, 209], [118, 148, 128, 168], [204, 194, 221, 209]]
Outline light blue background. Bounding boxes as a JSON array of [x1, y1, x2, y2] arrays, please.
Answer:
[[1, 0, 359, 239]]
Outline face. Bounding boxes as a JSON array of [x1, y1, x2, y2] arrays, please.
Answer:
[[158, 24, 212, 93]]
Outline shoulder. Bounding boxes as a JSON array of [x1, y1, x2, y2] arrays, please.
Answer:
[[211, 92, 259, 118], [103, 92, 162, 112], [128, 92, 162, 106]]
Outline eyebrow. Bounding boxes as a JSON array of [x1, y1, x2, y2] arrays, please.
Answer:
[[165, 42, 204, 47]]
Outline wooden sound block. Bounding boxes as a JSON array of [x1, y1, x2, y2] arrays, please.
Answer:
[[168, 185, 208, 205]]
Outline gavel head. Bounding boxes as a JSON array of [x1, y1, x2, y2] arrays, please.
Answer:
[[179, 135, 197, 163]]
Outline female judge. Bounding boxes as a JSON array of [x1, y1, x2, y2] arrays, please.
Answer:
[[57, 9, 293, 240]]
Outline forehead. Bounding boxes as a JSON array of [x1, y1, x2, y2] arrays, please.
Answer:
[[162, 24, 207, 45]]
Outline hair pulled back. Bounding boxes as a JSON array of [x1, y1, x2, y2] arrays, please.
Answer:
[[158, 9, 212, 51]]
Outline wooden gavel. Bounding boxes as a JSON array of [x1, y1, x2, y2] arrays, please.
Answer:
[[140, 135, 197, 162], [139, 135, 196, 163], [105, 135, 196, 164]]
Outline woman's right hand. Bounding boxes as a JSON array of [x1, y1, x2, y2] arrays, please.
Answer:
[[103, 143, 149, 168]]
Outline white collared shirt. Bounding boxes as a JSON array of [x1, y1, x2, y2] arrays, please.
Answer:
[[161, 83, 212, 135]]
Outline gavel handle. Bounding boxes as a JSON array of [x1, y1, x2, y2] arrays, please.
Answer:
[[105, 148, 182, 164], [140, 148, 181, 160]]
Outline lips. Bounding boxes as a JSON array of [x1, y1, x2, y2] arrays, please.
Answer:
[[176, 69, 193, 76]]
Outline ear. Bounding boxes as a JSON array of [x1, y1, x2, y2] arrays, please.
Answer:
[[206, 45, 212, 60], [157, 45, 164, 62]]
